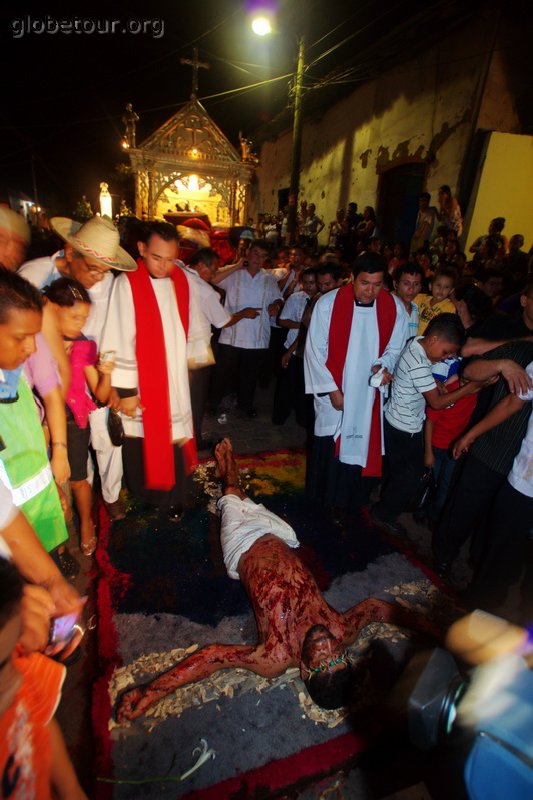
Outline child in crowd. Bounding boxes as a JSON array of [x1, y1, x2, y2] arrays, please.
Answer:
[[420, 359, 479, 529], [273, 267, 318, 426], [371, 314, 481, 536], [414, 267, 457, 334], [393, 263, 424, 340], [387, 242, 409, 275], [0, 557, 88, 799], [43, 278, 114, 557]]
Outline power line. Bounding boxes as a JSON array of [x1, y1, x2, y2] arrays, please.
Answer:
[[306, 0, 412, 69], [306, 0, 373, 53]]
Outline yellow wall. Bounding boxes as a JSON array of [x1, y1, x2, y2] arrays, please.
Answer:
[[464, 132, 533, 252]]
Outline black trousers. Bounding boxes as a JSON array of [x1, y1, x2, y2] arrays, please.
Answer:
[[432, 454, 506, 566], [122, 436, 192, 513], [373, 419, 425, 523], [211, 343, 267, 414], [259, 326, 287, 389], [272, 354, 308, 426], [464, 481, 533, 611], [189, 365, 213, 442], [306, 434, 378, 510]]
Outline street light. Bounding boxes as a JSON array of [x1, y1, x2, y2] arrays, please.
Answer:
[[250, 12, 305, 245], [248, 0, 276, 35], [251, 16, 272, 36]]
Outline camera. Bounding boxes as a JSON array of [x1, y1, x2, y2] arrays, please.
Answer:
[[389, 645, 533, 798]]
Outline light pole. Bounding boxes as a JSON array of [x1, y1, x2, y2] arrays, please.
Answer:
[[251, 14, 306, 245], [286, 35, 305, 245]]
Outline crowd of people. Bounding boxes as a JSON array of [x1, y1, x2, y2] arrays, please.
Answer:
[[0, 187, 532, 794]]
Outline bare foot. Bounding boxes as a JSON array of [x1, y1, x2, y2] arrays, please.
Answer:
[[214, 439, 227, 479], [215, 438, 244, 497]]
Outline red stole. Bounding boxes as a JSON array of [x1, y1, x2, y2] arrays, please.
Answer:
[[325, 284, 397, 477], [127, 259, 197, 490]]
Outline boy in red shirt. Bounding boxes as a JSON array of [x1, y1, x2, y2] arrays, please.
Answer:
[[0, 557, 87, 799]]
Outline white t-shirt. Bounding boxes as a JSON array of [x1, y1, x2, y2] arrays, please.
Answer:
[[279, 290, 310, 349], [397, 299, 419, 341], [217, 269, 282, 349], [181, 266, 230, 347], [385, 337, 436, 434], [508, 361, 533, 498]]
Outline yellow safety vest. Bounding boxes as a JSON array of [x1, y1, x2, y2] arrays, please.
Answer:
[[0, 377, 67, 552]]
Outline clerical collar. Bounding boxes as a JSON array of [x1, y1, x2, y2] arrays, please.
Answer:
[[355, 299, 374, 308]]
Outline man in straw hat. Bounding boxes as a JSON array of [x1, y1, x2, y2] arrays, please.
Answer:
[[19, 215, 137, 523], [0, 206, 31, 272]]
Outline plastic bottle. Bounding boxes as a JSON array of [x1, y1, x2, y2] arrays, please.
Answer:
[[445, 610, 533, 665]]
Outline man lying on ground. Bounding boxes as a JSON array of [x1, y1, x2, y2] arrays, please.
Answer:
[[117, 438, 439, 721]]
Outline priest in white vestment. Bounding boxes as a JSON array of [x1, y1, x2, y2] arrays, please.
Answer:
[[102, 222, 205, 520], [304, 252, 407, 513]]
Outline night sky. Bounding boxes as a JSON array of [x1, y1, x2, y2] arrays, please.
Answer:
[[0, 0, 469, 213]]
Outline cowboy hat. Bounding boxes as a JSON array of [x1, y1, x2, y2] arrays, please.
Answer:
[[50, 216, 137, 272], [0, 206, 30, 243]]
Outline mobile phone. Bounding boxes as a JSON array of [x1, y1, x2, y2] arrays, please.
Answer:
[[48, 611, 79, 647]]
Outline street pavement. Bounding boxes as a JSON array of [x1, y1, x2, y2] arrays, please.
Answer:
[[55, 380, 478, 797], [55, 379, 307, 792], [201, 383, 307, 454]]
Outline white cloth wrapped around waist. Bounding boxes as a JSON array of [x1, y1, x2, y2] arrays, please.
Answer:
[[217, 494, 300, 579]]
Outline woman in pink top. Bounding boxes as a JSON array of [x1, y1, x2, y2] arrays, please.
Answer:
[[43, 278, 114, 556]]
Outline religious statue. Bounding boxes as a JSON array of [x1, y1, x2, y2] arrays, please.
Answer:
[[99, 182, 113, 219], [122, 103, 139, 148], [239, 132, 258, 164]]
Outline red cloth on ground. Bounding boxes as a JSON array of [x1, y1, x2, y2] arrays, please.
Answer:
[[326, 285, 397, 477], [426, 378, 478, 449], [127, 259, 196, 490], [0, 651, 65, 800]]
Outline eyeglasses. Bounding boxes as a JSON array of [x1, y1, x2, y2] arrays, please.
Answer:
[[73, 252, 108, 276], [83, 260, 108, 276]]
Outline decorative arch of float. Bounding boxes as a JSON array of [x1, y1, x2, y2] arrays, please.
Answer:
[[127, 98, 255, 225]]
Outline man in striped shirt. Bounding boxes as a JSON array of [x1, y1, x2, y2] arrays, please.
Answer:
[[372, 314, 482, 536]]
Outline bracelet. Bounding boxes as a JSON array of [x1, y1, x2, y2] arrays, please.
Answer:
[[52, 442, 68, 449], [72, 623, 86, 639]]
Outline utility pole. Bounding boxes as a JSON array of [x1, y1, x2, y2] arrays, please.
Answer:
[[31, 153, 39, 207], [287, 36, 305, 245]]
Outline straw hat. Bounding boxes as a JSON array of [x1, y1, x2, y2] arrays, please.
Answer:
[[0, 207, 30, 243], [51, 216, 137, 272]]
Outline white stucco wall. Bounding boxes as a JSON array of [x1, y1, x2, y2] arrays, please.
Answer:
[[252, 13, 517, 247]]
